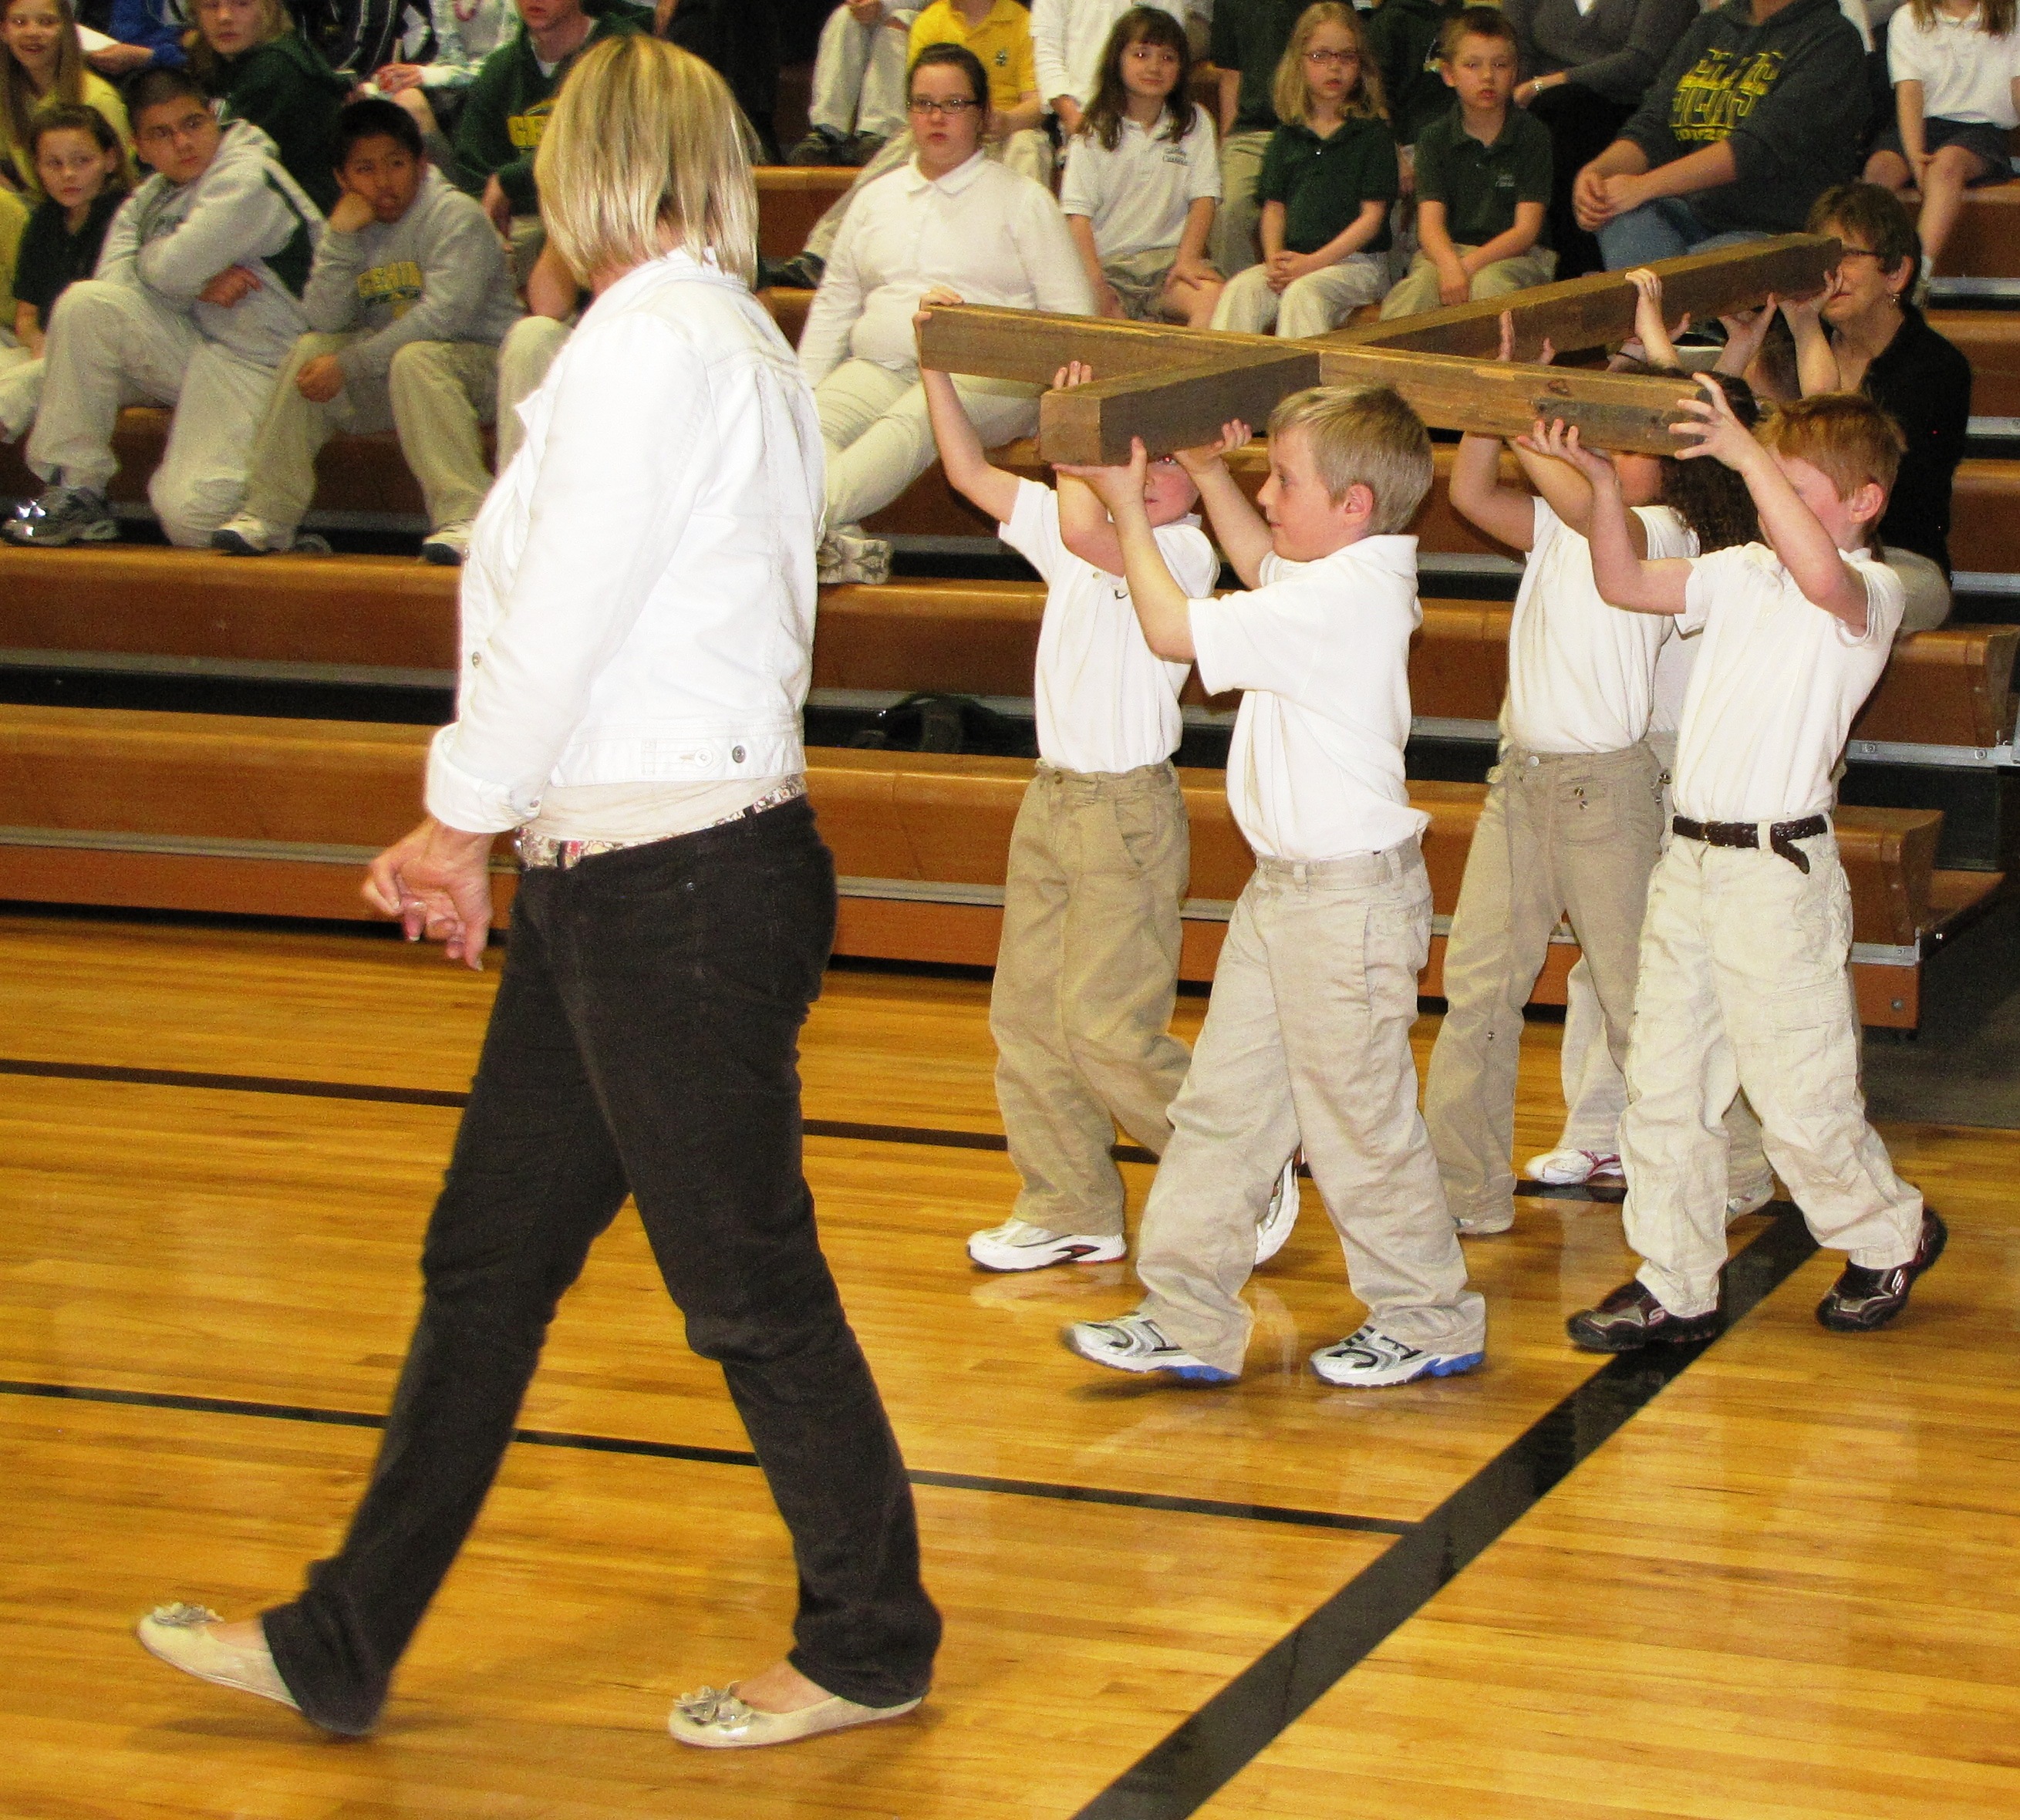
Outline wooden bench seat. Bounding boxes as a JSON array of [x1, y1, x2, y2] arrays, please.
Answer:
[[1930, 312, 2020, 420], [755, 166, 854, 258], [2, 548, 2010, 753], [0, 703, 1977, 1026], [1934, 185, 2020, 281]]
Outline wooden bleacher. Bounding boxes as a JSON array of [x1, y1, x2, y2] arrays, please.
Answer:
[[0, 703, 1974, 1027]]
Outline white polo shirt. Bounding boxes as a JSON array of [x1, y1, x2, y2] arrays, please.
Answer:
[[1503, 497, 1693, 754], [1000, 479, 1212, 772], [1671, 542, 1905, 824], [1887, 5, 2020, 127], [798, 151, 1094, 386], [1060, 106, 1222, 261], [1648, 622, 1698, 740], [1188, 534, 1428, 862]]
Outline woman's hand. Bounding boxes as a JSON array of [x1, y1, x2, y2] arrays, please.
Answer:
[[364, 817, 497, 969]]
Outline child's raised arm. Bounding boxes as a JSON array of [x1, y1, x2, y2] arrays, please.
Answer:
[[1177, 419, 1272, 586], [1452, 432, 1536, 550], [1057, 440, 1196, 661], [1519, 419, 1688, 615], [1620, 268, 1684, 370], [914, 294, 1021, 526], [1673, 375, 1873, 634], [1052, 362, 1131, 571]]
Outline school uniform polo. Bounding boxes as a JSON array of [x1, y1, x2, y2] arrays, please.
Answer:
[[10, 191, 123, 325], [1411, 104, 1553, 248], [1256, 115, 1399, 257], [1060, 105, 1221, 261]]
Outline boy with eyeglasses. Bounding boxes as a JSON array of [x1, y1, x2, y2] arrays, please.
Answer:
[[4, 68, 323, 549]]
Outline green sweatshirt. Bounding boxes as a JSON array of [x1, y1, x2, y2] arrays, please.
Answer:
[[454, 0, 654, 214], [214, 32, 349, 213]]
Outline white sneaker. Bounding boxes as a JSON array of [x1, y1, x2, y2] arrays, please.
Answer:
[[1525, 1147, 1623, 1185], [1310, 1324, 1485, 1388], [211, 514, 283, 556], [966, 1218, 1125, 1272], [1726, 1178, 1775, 1222], [1455, 1204, 1514, 1236], [1062, 1313, 1237, 1384], [420, 519, 472, 565], [817, 528, 893, 586], [135, 1603, 298, 1710], [1253, 1154, 1300, 1265]]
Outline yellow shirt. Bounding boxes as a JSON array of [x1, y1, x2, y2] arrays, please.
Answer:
[[5, 71, 133, 196], [909, 0, 1037, 113]]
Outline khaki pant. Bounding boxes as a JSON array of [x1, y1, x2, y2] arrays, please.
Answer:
[[1378, 244, 1558, 320], [495, 314, 572, 470], [0, 342, 39, 440], [239, 332, 499, 538], [1211, 128, 1271, 277], [1621, 831, 1924, 1317], [814, 357, 1037, 529], [803, 128, 1054, 266], [808, 2, 911, 142], [1425, 741, 1664, 1227], [1134, 842, 1485, 1376], [1210, 252, 1389, 338], [990, 761, 1192, 1238]]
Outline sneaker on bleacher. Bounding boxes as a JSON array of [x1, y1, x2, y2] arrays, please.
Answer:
[[421, 521, 474, 566], [787, 126, 852, 166], [211, 514, 331, 557], [817, 527, 892, 586], [2, 484, 118, 548]]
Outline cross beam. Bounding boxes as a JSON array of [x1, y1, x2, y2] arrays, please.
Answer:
[[916, 235, 1839, 463]]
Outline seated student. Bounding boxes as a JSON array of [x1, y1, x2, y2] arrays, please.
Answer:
[[798, 43, 1090, 585], [1573, 0, 1869, 268], [1206, 0, 1310, 277], [2, 0, 133, 188], [295, 0, 435, 82], [213, 96, 521, 562], [89, 0, 192, 77], [1061, 6, 1222, 327], [1863, 0, 2020, 283], [1210, 2, 1397, 336], [1378, 8, 1553, 317], [1058, 387, 1487, 1388], [1547, 382, 1942, 1350], [455, 0, 651, 278], [2, 69, 323, 548], [369, 0, 517, 157], [187, 0, 350, 212], [0, 102, 129, 440], [1781, 182, 1969, 629], [771, 0, 1050, 291], [787, 0, 919, 166]]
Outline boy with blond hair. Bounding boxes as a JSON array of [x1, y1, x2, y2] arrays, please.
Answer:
[[1546, 383, 1944, 1349], [1061, 386, 1487, 1387]]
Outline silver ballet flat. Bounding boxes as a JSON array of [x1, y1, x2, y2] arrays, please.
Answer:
[[667, 1681, 922, 1749]]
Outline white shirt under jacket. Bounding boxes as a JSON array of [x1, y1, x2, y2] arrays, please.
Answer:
[[797, 150, 1094, 387], [426, 250, 825, 833]]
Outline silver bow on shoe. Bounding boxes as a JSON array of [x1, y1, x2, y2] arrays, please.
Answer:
[[667, 1680, 923, 1749]]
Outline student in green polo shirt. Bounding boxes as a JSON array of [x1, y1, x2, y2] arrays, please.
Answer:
[[1378, 6, 1553, 318], [1210, 1, 1398, 335]]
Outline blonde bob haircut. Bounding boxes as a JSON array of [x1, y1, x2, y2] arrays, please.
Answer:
[[535, 35, 758, 291], [1268, 384, 1432, 534]]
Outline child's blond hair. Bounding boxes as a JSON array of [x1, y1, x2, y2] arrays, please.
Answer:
[[1269, 385, 1432, 534], [1271, 2, 1387, 126], [1757, 393, 1904, 507], [1907, 0, 2012, 34]]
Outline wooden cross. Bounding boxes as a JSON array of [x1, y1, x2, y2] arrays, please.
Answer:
[[917, 237, 1839, 460]]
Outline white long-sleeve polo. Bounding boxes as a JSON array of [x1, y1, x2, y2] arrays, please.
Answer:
[[427, 250, 825, 834], [798, 150, 1095, 387], [1030, 0, 1185, 109]]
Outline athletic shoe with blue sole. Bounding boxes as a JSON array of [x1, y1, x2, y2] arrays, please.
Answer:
[[1309, 1324, 1485, 1387], [1062, 1313, 1237, 1385]]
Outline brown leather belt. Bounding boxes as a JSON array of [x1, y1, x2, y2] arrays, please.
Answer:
[[1671, 814, 1831, 874]]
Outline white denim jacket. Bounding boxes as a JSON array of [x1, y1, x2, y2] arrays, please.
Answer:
[[427, 250, 825, 833]]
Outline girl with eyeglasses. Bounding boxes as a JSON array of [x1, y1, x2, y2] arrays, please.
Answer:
[[1061, 5, 1224, 326], [1209, 1, 1398, 336]]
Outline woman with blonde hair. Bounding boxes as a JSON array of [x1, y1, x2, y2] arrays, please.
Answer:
[[133, 32, 941, 1753], [187, 0, 348, 207]]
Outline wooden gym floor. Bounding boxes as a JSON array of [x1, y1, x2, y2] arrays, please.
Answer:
[[4, 908, 2018, 1818]]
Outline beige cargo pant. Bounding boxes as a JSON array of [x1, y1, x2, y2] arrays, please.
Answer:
[[1134, 841, 1485, 1377], [1620, 830, 1924, 1317], [1425, 740, 1664, 1229], [990, 761, 1192, 1238]]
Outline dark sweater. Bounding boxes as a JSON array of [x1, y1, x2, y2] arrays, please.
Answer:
[[663, 0, 780, 157], [1619, 0, 1868, 236], [454, 0, 654, 214], [213, 32, 350, 212], [1859, 304, 1971, 576], [1502, 0, 1697, 106], [1365, 0, 1462, 146], [1210, 0, 1314, 135]]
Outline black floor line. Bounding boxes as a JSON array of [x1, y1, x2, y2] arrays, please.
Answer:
[[1073, 1202, 1816, 1820], [0, 1379, 1410, 1536], [0, 1057, 1611, 1200]]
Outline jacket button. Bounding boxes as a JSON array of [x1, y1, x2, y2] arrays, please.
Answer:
[[731, 745, 746, 763], [470, 652, 481, 667]]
